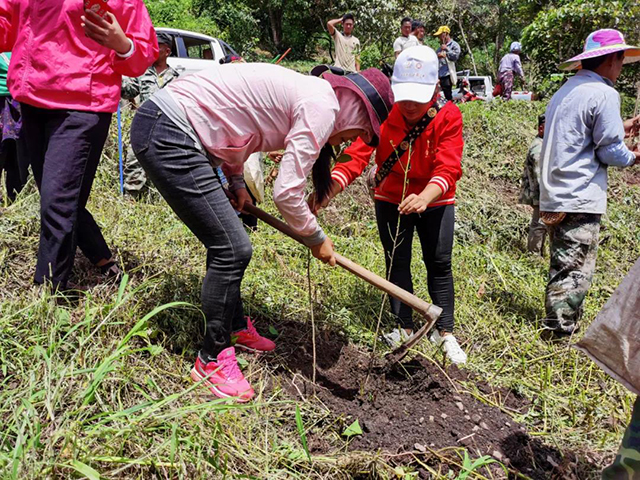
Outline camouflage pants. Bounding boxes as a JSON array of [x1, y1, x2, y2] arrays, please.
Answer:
[[544, 212, 601, 333], [123, 143, 149, 195], [527, 206, 547, 255], [602, 396, 640, 479]]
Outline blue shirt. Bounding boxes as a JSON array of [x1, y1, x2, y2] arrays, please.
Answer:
[[436, 40, 460, 78], [539, 69, 635, 214]]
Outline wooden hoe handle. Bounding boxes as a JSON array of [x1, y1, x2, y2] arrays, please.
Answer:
[[243, 203, 442, 326]]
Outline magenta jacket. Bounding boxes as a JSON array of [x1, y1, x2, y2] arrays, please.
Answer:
[[0, 0, 158, 112]]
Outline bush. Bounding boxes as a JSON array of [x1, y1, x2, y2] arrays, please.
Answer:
[[359, 44, 382, 70], [146, 0, 221, 38], [522, 0, 640, 96]]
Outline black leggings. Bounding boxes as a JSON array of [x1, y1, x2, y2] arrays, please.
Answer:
[[375, 201, 455, 332]]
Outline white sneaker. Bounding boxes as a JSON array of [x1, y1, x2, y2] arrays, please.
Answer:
[[430, 331, 467, 365], [380, 328, 412, 349]]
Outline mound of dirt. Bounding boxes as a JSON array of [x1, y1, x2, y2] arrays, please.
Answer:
[[265, 320, 585, 479]]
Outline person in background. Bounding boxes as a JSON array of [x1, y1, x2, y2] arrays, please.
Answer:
[[539, 29, 640, 336], [411, 20, 425, 44], [327, 13, 360, 72], [434, 26, 461, 101], [311, 46, 467, 364], [121, 31, 179, 198], [203, 48, 214, 60], [130, 64, 393, 402], [0, 1, 158, 291], [0, 51, 28, 204], [393, 17, 419, 58], [518, 114, 546, 255], [498, 42, 526, 101]]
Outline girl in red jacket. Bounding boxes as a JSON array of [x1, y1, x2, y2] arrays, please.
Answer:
[[0, 1, 158, 290], [311, 46, 467, 364]]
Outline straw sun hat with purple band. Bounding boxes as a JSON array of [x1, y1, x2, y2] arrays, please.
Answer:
[[559, 28, 640, 71]]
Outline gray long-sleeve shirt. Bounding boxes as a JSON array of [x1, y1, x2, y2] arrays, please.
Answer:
[[539, 69, 635, 214], [436, 40, 460, 78], [498, 53, 524, 78]]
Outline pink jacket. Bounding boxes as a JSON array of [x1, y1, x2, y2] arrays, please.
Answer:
[[0, 0, 158, 113], [164, 63, 339, 242]]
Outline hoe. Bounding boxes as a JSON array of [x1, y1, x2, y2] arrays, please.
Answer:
[[243, 203, 442, 367]]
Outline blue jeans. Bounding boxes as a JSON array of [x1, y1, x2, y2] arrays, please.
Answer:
[[131, 101, 250, 358]]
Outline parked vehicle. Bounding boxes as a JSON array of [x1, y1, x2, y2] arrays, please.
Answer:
[[451, 72, 495, 102], [155, 28, 240, 75], [450, 70, 535, 102]]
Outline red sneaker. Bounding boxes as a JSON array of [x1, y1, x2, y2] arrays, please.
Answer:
[[190, 347, 254, 402], [232, 316, 276, 353]]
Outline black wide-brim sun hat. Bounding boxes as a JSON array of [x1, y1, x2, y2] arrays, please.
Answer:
[[311, 65, 394, 147]]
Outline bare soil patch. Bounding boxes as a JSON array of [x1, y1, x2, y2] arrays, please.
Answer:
[[265, 319, 597, 479]]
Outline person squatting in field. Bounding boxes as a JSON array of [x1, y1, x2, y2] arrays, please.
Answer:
[[310, 46, 467, 365], [539, 29, 640, 336], [130, 62, 393, 402], [0, 0, 158, 290]]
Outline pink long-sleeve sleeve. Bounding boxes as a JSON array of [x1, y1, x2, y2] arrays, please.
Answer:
[[110, 0, 158, 78], [273, 101, 336, 245], [3, 0, 157, 112]]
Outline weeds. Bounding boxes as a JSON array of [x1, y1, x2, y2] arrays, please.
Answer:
[[0, 100, 637, 478]]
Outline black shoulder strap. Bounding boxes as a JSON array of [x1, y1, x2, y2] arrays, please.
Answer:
[[373, 99, 446, 187]]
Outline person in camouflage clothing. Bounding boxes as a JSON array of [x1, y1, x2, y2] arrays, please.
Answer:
[[544, 212, 601, 333], [518, 114, 546, 255], [121, 31, 179, 197], [539, 29, 640, 336], [602, 397, 640, 479]]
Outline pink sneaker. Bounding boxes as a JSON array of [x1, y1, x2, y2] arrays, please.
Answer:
[[190, 347, 255, 402], [232, 316, 276, 353]]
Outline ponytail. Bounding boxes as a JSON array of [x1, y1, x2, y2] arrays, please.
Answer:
[[312, 144, 335, 206]]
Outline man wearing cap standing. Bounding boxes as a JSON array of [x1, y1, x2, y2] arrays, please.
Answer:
[[121, 31, 180, 197], [434, 26, 461, 101], [539, 28, 640, 336], [313, 46, 468, 364], [498, 42, 526, 101], [393, 17, 419, 58], [327, 13, 360, 72]]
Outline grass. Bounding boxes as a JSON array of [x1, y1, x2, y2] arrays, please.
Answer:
[[1, 99, 638, 478]]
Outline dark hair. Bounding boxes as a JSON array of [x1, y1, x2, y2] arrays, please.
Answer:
[[312, 144, 336, 206], [411, 20, 424, 30], [401, 17, 412, 26], [342, 13, 355, 23], [581, 50, 624, 71]]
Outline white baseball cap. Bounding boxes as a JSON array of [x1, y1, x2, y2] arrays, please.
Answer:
[[391, 46, 439, 103]]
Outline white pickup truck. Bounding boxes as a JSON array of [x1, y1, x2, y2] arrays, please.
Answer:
[[450, 72, 534, 102], [155, 28, 240, 75]]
